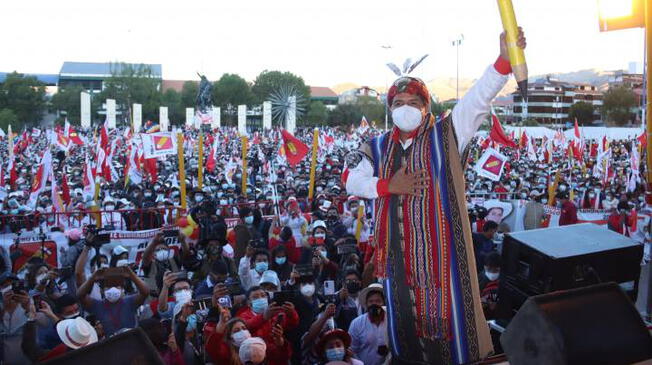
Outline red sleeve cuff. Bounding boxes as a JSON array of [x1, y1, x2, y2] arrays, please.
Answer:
[[494, 56, 512, 75], [377, 179, 390, 197]]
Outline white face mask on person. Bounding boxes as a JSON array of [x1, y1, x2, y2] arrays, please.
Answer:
[[231, 329, 251, 347], [300, 283, 316, 297], [485, 270, 500, 281], [174, 289, 193, 305], [155, 249, 170, 262], [104, 287, 124, 303], [391, 105, 423, 132]]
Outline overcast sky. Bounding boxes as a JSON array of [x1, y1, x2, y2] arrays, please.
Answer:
[[1, 0, 643, 87]]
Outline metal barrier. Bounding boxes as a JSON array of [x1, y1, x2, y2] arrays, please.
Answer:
[[0, 197, 351, 232]]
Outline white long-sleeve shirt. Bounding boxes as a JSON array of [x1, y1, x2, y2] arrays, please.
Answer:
[[346, 61, 510, 200]]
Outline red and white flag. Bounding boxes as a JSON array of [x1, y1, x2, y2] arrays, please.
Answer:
[[475, 148, 508, 181], [28, 150, 53, 208], [83, 156, 96, 199]]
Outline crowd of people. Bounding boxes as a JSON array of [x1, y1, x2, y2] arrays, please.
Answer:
[[0, 121, 648, 364]]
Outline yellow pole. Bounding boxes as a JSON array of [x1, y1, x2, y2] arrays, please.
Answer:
[[177, 132, 187, 212], [198, 133, 204, 190], [241, 136, 248, 198], [308, 128, 319, 200], [646, 0, 652, 204], [497, 0, 528, 99], [354, 204, 364, 242]]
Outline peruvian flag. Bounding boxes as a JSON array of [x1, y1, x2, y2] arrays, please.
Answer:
[[280, 129, 309, 167], [99, 121, 110, 150], [28, 150, 53, 207], [489, 112, 517, 148]]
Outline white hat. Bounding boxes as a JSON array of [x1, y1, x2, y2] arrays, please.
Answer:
[[311, 220, 327, 231], [259, 270, 280, 289], [222, 243, 234, 259], [239, 337, 267, 364], [56, 317, 98, 349], [112, 245, 128, 256], [483, 200, 513, 220], [359, 283, 384, 309]]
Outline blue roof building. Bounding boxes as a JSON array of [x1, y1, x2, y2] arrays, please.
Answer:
[[58, 61, 162, 92]]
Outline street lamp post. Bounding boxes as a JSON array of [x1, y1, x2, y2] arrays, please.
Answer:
[[452, 34, 464, 101], [381, 45, 392, 131]]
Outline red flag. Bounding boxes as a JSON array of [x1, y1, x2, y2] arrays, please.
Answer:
[[61, 173, 71, 205], [8, 157, 17, 189], [489, 113, 517, 148], [280, 129, 309, 166], [519, 130, 528, 149], [590, 141, 598, 158], [637, 131, 647, 149], [144, 158, 158, 184], [68, 126, 84, 146], [99, 122, 109, 150]]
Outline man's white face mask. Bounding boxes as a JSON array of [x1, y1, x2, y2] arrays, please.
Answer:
[[391, 105, 423, 132]]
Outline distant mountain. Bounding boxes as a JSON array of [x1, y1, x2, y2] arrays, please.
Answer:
[[329, 68, 622, 103]]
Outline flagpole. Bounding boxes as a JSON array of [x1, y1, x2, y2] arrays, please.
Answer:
[[177, 132, 187, 214], [241, 135, 248, 198], [308, 128, 319, 200], [198, 132, 204, 190]]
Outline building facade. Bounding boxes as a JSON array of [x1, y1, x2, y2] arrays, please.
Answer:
[[512, 76, 603, 126], [58, 62, 162, 93]]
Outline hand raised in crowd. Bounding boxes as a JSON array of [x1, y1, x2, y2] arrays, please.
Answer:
[[290, 270, 300, 283], [263, 303, 284, 321], [271, 323, 285, 346], [324, 303, 336, 318], [178, 302, 194, 323], [162, 271, 176, 289], [216, 305, 231, 333], [211, 283, 229, 308], [339, 287, 349, 301], [167, 332, 179, 353], [38, 300, 58, 321], [388, 165, 430, 197], [281, 301, 295, 314]]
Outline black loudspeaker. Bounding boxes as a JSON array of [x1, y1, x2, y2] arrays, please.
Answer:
[[498, 223, 643, 317], [501, 282, 652, 365], [41, 327, 164, 365]]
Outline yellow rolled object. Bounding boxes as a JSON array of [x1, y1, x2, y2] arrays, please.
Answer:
[[177, 132, 187, 213], [355, 204, 364, 242], [497, 0, 528, 99]]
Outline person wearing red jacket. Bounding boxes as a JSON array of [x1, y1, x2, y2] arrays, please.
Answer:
[[268, 226, 302, 264], [235, 286, 299, 340], [205, 307, 291, 365]]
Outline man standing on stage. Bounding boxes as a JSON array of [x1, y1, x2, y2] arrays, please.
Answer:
[[345, 30, 526, 364]]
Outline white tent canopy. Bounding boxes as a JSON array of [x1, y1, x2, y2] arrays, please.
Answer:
[[478, 126, 643, 141]]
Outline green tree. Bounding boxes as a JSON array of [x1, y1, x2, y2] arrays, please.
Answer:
[[181, 81, 199, 108], [0, 72, 46, 126], [161, 89, 183, 125], [99, 63, 162, 125], [251, 70, 310, 106], [522, 118, 540, 126], [355, 96, 385, 125], [51, 85, 84, 124], [328, 104, 362, 127], [305, 101, 329, 126], [431, 101, 456, 116], [602, 86, 638, 126], [212, 73, 254, 125], [0, 109, 18, 132], [568, 101, 595, 125]]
